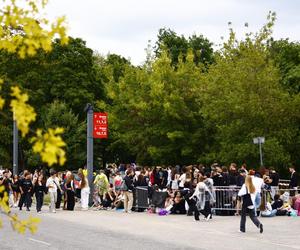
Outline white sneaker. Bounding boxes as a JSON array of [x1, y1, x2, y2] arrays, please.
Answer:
[[52, 210, 56, 213], [127, 211, 132, 214], [205, 214, 212, 221]]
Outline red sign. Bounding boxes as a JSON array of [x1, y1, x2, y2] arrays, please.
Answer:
[[93, 112, 108, 139]]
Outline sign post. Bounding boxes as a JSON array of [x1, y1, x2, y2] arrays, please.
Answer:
[[85, 107, 109, 207], [85, 104, 94, 205], [253, 137, 265, 166]]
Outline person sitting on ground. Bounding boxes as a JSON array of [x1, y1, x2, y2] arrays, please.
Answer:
[[271, 194, 286, 216], [102, 184, 116, 209], [113, 191, 125, 210], [170, 191, 186, 214], [260, 197, 277, 217]]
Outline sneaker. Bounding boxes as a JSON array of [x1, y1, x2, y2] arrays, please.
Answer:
[[127, 211, 132, 214], [259, 224, 263, 234], [194, 218, 200, 222], [26, 208, 30, 211], [205, 214, 212, 221], [239, 230, 245, 233], [52, 210, 56, 213], [38, 211, 42, 214]]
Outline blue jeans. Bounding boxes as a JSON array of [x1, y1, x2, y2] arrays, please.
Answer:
[[254, 192, 261, 216]]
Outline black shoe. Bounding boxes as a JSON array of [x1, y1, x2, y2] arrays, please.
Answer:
[[19, 207, 22, 211], [259, 224, 263, 234], [26, 208, 30, 211]]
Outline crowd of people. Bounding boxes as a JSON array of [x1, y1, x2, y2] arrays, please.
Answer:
[[0, 168, 89, 213], [0, 162, 299, 233]]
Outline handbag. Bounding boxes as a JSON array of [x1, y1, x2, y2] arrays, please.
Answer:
[[242, 187, 253, 208]]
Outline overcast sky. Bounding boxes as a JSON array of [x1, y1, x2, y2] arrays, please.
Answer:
[[46, 0, 300, 65]]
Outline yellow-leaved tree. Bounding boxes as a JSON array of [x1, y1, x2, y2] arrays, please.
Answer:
[[0, 0, 68, 234]]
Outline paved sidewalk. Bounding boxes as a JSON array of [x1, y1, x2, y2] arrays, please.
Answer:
[[1, 207, 300, 250]]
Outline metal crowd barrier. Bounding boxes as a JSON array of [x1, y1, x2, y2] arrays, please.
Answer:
[[278, 179, 290, 189], [135, 186, 149, 209], [212, 186, 299, 214], [134, 185, 299, 213], [212, 186, 240, 214]]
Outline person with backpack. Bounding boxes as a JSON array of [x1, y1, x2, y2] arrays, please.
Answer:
[[238, 175, 263, 233]]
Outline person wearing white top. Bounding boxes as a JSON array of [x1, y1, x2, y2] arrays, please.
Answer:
[[79, 172, 90, 210], [46, 170, 59, 213], [238, 175, 263, 233], [179, 173, 186, 188], [250, 172, 264, 215]]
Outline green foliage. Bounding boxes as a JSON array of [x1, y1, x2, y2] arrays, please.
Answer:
[[155, 28, 214, 67], [25, 101, 86, 169], [199, 12, 294, 167], [269, 39, 300, 93], [103, 12, 300, 169], [0, 37, 104, 169], [103, 50, 211, 165]]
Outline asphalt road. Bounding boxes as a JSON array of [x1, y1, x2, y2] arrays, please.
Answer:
[[1, 207, 300, 250]]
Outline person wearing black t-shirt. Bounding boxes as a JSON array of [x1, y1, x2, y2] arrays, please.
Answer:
[[34, 175, 46, 213], [0, 171, 12, 208], [19, 172, 33, 211], [289, 166, 298, 196]]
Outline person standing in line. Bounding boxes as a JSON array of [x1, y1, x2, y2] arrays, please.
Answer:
[[0, 171, 12, 210], [64, 173, 75, 211], [78, 172, 90, 211], [269, 167, 279, 199], [238, 175, 263, 233], [34, 175, 46, 213], [46, 169, 59, 213], [11, 175, 20, 208], [55, 172, 63, 209], [289, 166, 298, 196], [18, 172, 33, 211], [123, 169, 135, 213], [63, 171, 71, 210], [94, 170, 109, 205]]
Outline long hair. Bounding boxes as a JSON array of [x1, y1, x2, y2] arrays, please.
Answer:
[[79, 173, 86, 188], [245, 175, 256, 194]]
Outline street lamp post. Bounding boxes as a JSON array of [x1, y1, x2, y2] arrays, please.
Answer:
[[13, 112, 18, 175], [253, 137, 265, 166]]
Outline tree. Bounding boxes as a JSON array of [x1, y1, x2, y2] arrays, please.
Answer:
[[268, 39, 300, 93], [0, 37, 104, 119], [0, 37, 105, 169], [103, 50, 210, 165], [24, 101, 86, 169], [0, 0, 68, 234], [155, 28, 214, 67], [200, 12, 294, 167]]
